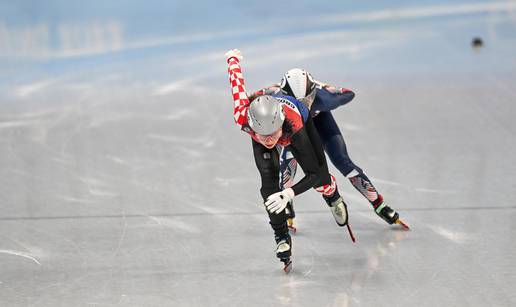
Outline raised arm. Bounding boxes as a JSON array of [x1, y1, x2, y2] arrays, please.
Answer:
[[247, 84, 281, 102], [226, 49, 249, 127], [315, 79, 355, 105]]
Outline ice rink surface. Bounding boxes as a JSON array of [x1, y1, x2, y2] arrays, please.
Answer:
[[1, 0, 516, 306]]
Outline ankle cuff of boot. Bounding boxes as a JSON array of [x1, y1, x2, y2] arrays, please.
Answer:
[[324, 190, 341, 205], [372, 194, 384, 208], [375, 201, 387, 214]]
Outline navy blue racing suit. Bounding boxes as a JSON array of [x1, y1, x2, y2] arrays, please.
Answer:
[[277, 85, 383, 208]]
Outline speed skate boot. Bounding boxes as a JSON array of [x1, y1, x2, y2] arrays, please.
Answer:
[[275, 233, 292, 273], [373, 195, 410, 230], [323, 190, 348, 226], [285, 201, 297, 233], [323, 189, 356, 242]]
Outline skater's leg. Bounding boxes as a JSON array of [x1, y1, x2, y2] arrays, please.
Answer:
[[313, 112, 407, 227], [302, 116, 334, 189], [300, 116, 351, 229], [313, 112, 380, 202], [252, 139, 289, 237], [323, 134, 399, 223], [253, 139, 280, 201], [313, 112, 356, 175]]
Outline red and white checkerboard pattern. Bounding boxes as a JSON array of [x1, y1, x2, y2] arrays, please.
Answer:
[[315, 174, 337, 197], [227, 57, 249, 127]]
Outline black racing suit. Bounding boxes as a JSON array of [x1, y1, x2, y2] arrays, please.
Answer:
[[227, 56, 335, 238], [252, 115, 331, 237]]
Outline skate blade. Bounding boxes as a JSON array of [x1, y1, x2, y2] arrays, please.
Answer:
[[395, 219, 410, 230], [283, 260, 292, 273], [288, 225, 297, 234], [346, 224, 356, 243]]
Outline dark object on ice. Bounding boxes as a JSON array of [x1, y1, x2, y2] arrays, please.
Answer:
[[472, 37, 483, 48]]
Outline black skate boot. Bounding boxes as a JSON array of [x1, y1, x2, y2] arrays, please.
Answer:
[[373, 195, 409, 230], [323, 189, 356, 242], [285, 201, 297, 233], [275, 233, 292, 273]]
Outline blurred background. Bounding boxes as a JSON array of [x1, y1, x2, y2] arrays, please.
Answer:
[[1, 1, 515, 306]]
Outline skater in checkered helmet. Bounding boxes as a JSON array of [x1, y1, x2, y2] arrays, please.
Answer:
[[248, 69, 409, 231], [225, 49, 355, 272]]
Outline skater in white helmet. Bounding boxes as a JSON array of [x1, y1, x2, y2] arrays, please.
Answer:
[[249, 68, 409, 231]]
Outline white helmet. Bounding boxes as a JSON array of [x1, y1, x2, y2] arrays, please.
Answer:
[[280, 68, 317, 108], [247, 95, 285, 135]]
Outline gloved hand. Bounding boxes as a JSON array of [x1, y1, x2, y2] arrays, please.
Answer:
[[225, 49, 243, 63], [265, 188, 295, 214]]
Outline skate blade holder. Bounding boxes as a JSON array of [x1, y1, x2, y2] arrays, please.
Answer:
[[288, 225, 297, 234], [282, 258, 292, 273], [287, 218, 297, 234]]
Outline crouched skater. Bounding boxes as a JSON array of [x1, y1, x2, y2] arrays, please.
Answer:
[[225, 49, 355, 273]]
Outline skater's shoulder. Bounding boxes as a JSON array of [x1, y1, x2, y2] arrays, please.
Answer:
[[272, 94, 309, 123], [272, 94, 303, 109]]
